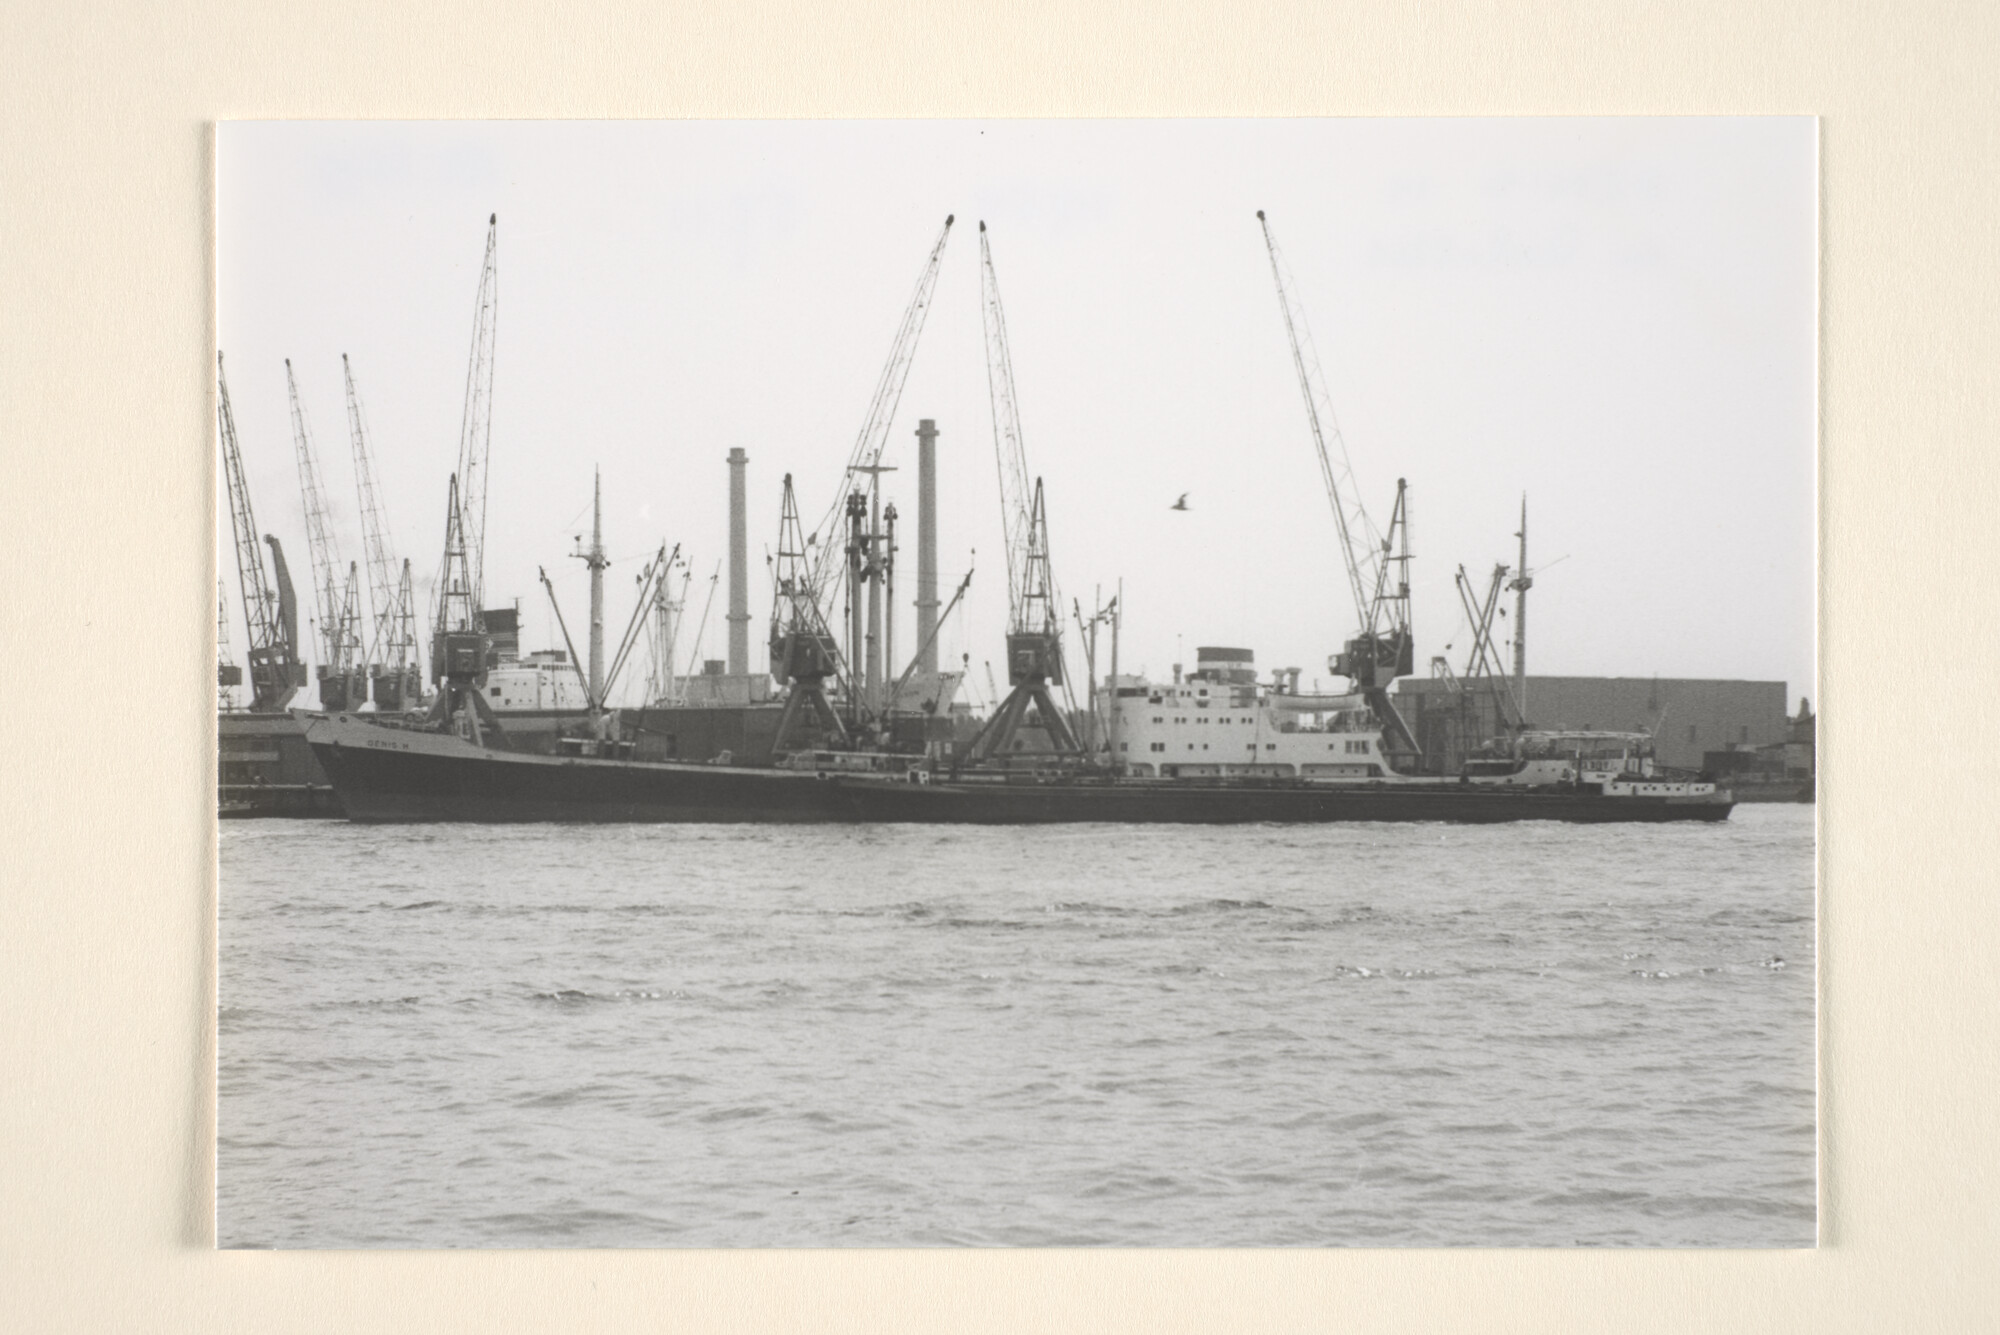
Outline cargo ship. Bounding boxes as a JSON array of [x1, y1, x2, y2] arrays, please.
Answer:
[[275, 211, 1735, 828], [302, 641, 1733, 825]]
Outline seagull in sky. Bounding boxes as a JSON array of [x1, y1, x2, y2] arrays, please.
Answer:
[[1170, 493, 1190, 511]]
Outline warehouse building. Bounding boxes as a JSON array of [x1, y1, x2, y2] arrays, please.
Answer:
[[1394, 676, 1792, 772]]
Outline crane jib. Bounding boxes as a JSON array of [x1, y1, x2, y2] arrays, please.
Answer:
[[1256, 210, 1385, 637], [803, 216, 956, 611]]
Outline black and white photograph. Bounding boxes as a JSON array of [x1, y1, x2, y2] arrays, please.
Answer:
[[214, 118, 1817, 1248]]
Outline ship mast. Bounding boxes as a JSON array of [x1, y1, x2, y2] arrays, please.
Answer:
[[572, 469, 610, 702], [1507, 495, 1532, 724]]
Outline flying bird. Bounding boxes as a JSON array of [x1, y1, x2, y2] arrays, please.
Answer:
[[1170, 493, 1190, 511]]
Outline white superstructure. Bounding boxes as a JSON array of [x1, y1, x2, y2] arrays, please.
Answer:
[[1102, 646, 1391, 780], [482, 649, 590, 713], [1097, 645, 1723, 799]]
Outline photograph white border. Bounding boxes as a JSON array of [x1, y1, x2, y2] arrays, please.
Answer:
[[4, 0, 1990, 1329]]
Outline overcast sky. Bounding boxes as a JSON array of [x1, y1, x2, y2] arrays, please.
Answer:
[[217, 118, 1815, 711]]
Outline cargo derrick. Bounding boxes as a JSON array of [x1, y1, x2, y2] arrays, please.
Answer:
[[344, 355, 422, 711], [643, 553, 692, 706], [795, 215, 954, 734], [1256, 210, 1421, 766], [962, 221, 1083, 767], [537, 507, 673, 755], [1455, 560, 1520, 729], [430, 214, 500, 688], [216, 352, 307, 711], [284, 360, 366, 712], [1421, 560, 1519, 771]]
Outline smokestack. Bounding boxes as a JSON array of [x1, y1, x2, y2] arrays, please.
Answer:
[[915, 418, 939, 675], [726, 447, 749, 676]]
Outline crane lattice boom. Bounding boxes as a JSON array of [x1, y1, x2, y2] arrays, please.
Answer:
[[453, 214, 500, 615], [804, 216, 954, 607], [961, 221, 1079, 767], [344, 355, 403, 672], [1256, 210, 1387, 637], [285, 360, 354, 672], [977, 221, 1059, 640], [218, 354, 277, 659]]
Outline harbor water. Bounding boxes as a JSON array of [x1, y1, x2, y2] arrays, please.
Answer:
[[218, 806, 1816, 1247]]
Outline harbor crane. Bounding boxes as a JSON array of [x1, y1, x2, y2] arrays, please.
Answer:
[[217, 580, 240, 707], [344, 354, 422, 711], [285, 360, 366, 711], [216, 352, 306, 711], [431, 214, 500, 688], [791, 216, 954, 721], [425, 475, 499, 742], [963, 220, 1083, 765], [768, 473, 851, 754], [455, 213, 500, 617], [1256, 210, 1421, 763]]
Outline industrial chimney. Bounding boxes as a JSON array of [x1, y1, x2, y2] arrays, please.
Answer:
[[915, 418, 939, 675], [726, 446, 749, 677]]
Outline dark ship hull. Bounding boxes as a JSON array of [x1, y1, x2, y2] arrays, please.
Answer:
[[305, 713, 1734, 825]]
